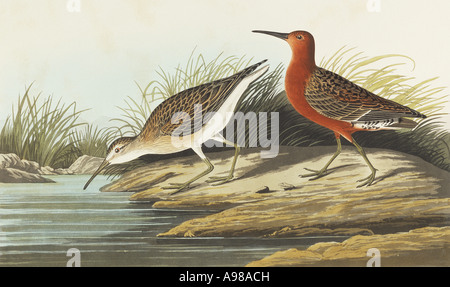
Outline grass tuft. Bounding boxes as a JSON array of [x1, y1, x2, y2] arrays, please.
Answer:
[[0, 84, 86, 168], [70, 124, 116, 158]]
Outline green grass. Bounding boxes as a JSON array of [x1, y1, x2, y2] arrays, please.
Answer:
[[0, 86, 116, 167], [70, 124, 116, 158], [0, 84, 85, 168]]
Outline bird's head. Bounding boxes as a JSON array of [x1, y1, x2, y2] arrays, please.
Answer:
[[83, 136, 138, 190], [253, 30, 315, 66], [105, 136, 139, 164]]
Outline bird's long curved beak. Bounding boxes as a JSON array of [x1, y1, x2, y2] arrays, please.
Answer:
[[252, 30, 289, 40], [83, 159, 110, 190]]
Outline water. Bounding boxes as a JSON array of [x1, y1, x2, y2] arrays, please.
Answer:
[[0, 175, 345, 266]]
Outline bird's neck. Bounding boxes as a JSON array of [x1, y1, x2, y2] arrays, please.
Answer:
[[285, 51, 316, 93], [284, 51, 317, 116], [288, 46, 316, 75]]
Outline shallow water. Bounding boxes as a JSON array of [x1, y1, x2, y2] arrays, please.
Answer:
[[0, 175, 346, 266]]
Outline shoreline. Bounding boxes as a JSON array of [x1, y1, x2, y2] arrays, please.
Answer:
[[2, 146, 449, 266]]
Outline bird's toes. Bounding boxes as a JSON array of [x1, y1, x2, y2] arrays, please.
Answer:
[[206, 175, 234, 186], [162, 182, 190, 191], [206, 176, 224, 182], [356, 174, 376, 188], [211, 180, 230, 186], [300, 168, 327, 179]]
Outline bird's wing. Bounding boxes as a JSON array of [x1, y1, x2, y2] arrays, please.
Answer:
[[140, 60, 267, 139], [304, 67, 425, 122]]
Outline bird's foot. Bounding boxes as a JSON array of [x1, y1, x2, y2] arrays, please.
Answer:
[[356, 170, 377, 188], [300, 168, 328, 180], [162, 182, 191, 195], [206, 175, 234, 186]]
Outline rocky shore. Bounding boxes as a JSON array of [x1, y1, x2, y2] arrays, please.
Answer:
[[100, 145, 450, 266], [0, 153, 103, 183], [2, 146, 448, 266], [246, 226, 449, 267]]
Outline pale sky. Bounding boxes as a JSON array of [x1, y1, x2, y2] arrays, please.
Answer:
[[1, 0, 449, 129]]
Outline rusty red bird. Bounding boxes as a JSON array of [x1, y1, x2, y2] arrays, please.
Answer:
[[253, 30, 426, 187]]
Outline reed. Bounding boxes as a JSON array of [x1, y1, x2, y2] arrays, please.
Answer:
[[70, 124, 116, 158], [0, 84, 85, 168]]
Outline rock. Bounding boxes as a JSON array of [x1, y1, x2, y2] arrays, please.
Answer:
[[67, 155, 104, 174], [0, 153, 104, 183], [38, 166, 56, 175], [54, 168, 74, 175], [0, 153, 27, 170], [246, 226, 450, 267], [0, 167, 54, 183], [0, 153, 55, 183], [0, 153, 41, 174], [103, 171, 177, 193], [0, 153, 21, 169], [247, 248, 323, 266], [20, 159, 41, 174]]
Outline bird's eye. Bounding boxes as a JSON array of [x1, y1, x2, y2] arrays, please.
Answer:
[[296, 35, 303, 40], [115, 147, 120, 153]]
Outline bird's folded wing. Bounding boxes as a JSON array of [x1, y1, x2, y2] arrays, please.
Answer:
[[158, 80, 235, 136], [304, 67, 425, 122], [139, 60, 267, 139], [140, 79, 233, 139]]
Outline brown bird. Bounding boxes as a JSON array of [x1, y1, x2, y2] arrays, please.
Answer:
[[84, 60, 269, 193], [253, 30, 426, 187]]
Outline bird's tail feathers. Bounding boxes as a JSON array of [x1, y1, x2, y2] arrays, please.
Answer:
[[388, 118, 418, 129], [246, 64, 269, 83], [352, 117, 419, 130]]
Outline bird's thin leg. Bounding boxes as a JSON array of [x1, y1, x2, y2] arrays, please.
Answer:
[[301, 136, 342, 180], [351, 137, 377, 187], [206, 135, 240, 185], [163, 146, 214, 195]]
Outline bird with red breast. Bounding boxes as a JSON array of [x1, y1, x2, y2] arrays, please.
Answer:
[[253, 30, 426, 187]]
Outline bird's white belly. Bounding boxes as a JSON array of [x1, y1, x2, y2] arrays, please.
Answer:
[[197, 65, 269, 145], [196, 79, 253, 145], [143, 88, 247, 154]]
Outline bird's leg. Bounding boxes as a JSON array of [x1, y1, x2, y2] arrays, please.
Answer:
[[163, 146, 214, 195], [163, 158, 214, 195], [206, 137, 240, 185], [301, 136, 342, 180], [351, 137, 377, 187]]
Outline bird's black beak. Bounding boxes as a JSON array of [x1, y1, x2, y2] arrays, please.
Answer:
[[83, 159, 110, 190], [253, 30, 289, 40]]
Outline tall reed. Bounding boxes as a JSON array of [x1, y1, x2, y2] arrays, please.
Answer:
[[0, 84, 85, 168]]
